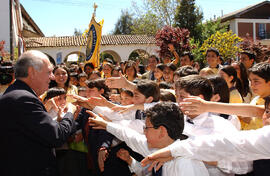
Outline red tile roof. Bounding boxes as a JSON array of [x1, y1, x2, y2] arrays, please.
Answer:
[[25, 35, 156, 48]]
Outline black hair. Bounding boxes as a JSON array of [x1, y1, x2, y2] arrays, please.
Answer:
[[265, 96, 270, 109], [156, 63, 166, 71], [149, 55, 160, 63], [138, 64, 146, 75], [206, 47, 220, 57], [232, 62, 251, 97], [160, 89, 176, 102], [136, 80, 160, 102], [121, 88, 133, 97], [221, 66, 242, 95], [164, 63, 177, 72], [159, 81, 173, 89], [84, 62, 95, 70], [175, 75, 213, 101], [249, 63, 270, 82], [174, 65, 198, 78], [124, 61, 137, 78], [145, 102, 187, 140], [181, 52, 194, 61], [43, 87, 66, 102], [86, 78, 110, 99], [241, 50, 256, 61], [208, 76, 230, 103]]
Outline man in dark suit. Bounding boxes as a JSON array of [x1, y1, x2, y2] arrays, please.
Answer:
[[0, 50, 77, 176]]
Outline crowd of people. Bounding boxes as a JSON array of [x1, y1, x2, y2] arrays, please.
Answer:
[[1, 46, 270, 176]]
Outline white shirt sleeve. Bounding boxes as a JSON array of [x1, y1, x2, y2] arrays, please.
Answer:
[[165, 157, 209, 176], [217, 160, 253, 174], [168, 126, 270, 162], [106, 122, 153, 156], [93, 106, 136, 121], [128, 157, 151, 176], [112, 119, 145, 134]]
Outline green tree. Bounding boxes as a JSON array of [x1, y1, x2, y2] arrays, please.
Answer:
[[131, 13, 161, 35], [174, 0, 203, 41], [191, 19, 228, 64], [200, 31, 243, 62], [200, 19, 228, 42], [130, 0, 180, 35], [113, 10, 133, 35]]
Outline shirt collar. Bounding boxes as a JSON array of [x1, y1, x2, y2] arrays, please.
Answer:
[[185, 112, 210, 126]]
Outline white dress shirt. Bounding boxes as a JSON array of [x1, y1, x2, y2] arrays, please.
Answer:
[[168, 125, 270, 162], [106, 122, 209, 176], [183, 113, 252, 175]]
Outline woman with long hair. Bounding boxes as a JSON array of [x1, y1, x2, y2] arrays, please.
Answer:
[[219, 66, 243, 104], [231, 61, 252, 103]]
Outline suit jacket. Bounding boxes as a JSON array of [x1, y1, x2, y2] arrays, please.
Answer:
[[141, 70, 155, 80], [76, 108, 114, 175], [0, 80, 77, 176]]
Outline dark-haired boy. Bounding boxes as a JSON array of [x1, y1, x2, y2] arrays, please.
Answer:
[[88, 102, 209, 176], [243, 62, 270, 130], [240, 51, 255, 70], [180, 52, 194, 67], [175, 75, 251, 175], [142, 55, 160, 80]]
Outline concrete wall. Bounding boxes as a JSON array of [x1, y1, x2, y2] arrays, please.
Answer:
[[34, 43, 159, 63], [0, 0, 10, 52]]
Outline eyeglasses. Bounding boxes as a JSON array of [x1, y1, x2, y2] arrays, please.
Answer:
[[143, 126, 156, 131]]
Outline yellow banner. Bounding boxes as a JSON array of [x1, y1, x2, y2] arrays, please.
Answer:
[[85, 16, 104, 68]]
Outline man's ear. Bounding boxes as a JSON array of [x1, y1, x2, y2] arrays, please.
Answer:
[[99, 88, 104, 94], [211, 94, 220, 102], [145, 96, 153, 103], [158, 126, 167, 138], [28, 66, 35, 79]]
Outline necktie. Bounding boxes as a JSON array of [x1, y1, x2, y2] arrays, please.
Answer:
[[135, 110, 145, 120], [186, 118, 194, 124]]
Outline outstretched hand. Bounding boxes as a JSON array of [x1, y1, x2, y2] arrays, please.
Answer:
[[105, 71, 127, 88], [179, 96, 208, 115], [87, 95, 109, 107], [141, 148, 173, 171], [87, 110, 108, 130]]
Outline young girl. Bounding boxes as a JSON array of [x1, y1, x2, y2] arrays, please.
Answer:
[[231, 61, 252, 103], [163, 63, 177, 85], [124, 61, 138, 82], [43, 87, 68, 121], [218, 65, 243, 104], [154, 63, 165, 84], [49, 65, 78, 103]]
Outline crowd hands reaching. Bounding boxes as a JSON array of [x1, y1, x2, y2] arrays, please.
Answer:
[[2, 47, 270, 176]]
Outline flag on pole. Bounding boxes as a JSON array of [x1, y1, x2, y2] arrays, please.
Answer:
[[85, 5, 103, 68]]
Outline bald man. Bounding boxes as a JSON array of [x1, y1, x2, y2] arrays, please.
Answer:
[[0, 50, 77, 176]]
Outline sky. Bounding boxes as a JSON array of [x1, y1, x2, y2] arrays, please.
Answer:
[[20, 0, 264, 37]]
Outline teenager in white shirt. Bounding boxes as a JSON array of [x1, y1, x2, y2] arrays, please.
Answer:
[[175, 75, 251, 175], [141, 96, 270, 173], [88, 102, 210, 176]]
